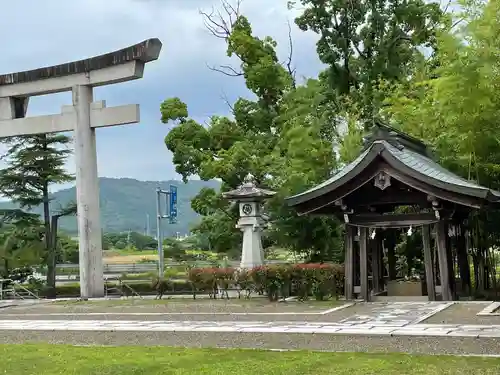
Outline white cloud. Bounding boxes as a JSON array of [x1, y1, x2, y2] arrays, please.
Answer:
[[0, 0, 323, 190]]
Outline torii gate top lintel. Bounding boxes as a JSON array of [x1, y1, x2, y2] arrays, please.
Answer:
[[0, 38, 162, 98]]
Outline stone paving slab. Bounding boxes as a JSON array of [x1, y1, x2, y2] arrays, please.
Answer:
[[0, 301, 450, 324], [0, 300, 341, 315], [338, 301, 450, 326], [424, 302, 500, 325], [1, 318, 500, 338], [478, 302, 500, 316]]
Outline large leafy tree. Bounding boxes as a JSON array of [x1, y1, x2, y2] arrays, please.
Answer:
[[161, 2, 343, 259], [384, 0, 500, 292], [0, 133, 74, 296], [385, 0, 500, 186], [293, 0, 444, 122]]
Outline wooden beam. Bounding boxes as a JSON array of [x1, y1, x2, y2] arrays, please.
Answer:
[[346, 191, 428, 207], [359, 227, 370, 301], [348, 212, 437, 228], [422, 225, 436, 301]]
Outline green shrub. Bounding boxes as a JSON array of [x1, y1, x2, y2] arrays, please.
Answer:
[[290, 263, 344, 301], [28, 279, 193, 298], [249, 264, 292, 301], [27, 263, 344, 300], [188, 263, 344, 301]]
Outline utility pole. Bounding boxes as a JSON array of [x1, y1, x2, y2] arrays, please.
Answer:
[[156, 185, 178, 278], [146, 214, 150, 237]]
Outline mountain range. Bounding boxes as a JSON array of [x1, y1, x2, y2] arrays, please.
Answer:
[[0, 178, 221, 236]]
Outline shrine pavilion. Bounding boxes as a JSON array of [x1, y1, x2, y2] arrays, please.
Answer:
[[286, 122, 500, 301]]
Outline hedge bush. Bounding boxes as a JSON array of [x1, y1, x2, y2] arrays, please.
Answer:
[[25, 279, 193, 298], [25, 263, 344, 300], [188, 263, 344, 301], [187, 267, 236, 299]]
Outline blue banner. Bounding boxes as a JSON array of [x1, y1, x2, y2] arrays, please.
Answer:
[[169, 185, 178, 222]]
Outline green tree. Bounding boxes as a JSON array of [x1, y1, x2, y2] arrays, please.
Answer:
[[293, 0, 444, 121], [0, 134, 74, 295], [0, 217, 45, 280], [114, 240, 127, 250], [129, 232, 157, 250], [384, 0, 500, 292], [45, 202, 77, 296], [56, 234, 79, 264], [385, 0, 500, 189], [161, 3, 343, 260]]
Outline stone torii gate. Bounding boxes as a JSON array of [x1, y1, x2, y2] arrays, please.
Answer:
[[0, 38, 162, 298]]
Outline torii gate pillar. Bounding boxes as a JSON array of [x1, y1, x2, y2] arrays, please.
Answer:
[[73, 85, 102, 298], [0, 39, 162, 298]]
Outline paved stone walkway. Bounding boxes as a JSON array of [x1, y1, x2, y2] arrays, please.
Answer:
[[338, 301, 451, 326], [0, 300, 39, 309], [0, 318, 499, 338], [1, 301, 499, 338]]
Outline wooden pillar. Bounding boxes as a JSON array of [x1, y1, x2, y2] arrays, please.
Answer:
[[344, 225, 355, 300], [371, 234, 381, 293], [359, 227, 370, 301], [436, 221, 452, 301], [422, 225, 436, 301], [377, 235, 384, 290], [386, 230, 397, 281]]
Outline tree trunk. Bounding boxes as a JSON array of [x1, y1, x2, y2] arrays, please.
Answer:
[[41, 135, 55, 298], [477, 254, 485, 294], [46, 215, 59, 299], [456, 225, 471, 296]]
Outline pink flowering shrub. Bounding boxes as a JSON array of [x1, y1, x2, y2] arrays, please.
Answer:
[[188, 263, 344, 301]]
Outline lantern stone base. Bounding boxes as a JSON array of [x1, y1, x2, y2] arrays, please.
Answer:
[[239, 224, 264, 269]]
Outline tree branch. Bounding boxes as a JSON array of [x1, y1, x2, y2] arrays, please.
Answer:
[[201, 1, 244, 78], [450, 17, 465, 30], [200, 0, 241, 40], [442, 0, 452, 14], [353, 42, 367, 59], [206, 63, 243, 77], [285, 20, 297, 88], [220, 91, 235, 112]]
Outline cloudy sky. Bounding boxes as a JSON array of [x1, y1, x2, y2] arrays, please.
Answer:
[[0, 0, 324, 190]]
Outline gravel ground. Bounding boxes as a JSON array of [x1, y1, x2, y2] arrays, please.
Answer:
[[424, 303, 500, 325], [2, 330, 500, 356]]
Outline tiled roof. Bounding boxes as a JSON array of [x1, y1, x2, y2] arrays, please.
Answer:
[[383, 141, 499, 194], [290, 147, 370, 200], [287, 137, 500, 205]]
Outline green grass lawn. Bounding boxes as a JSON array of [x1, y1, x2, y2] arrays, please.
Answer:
[[1, 345, 499, 375]]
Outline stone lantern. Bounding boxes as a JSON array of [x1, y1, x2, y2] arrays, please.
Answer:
[[222, 174, 276, 269]]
